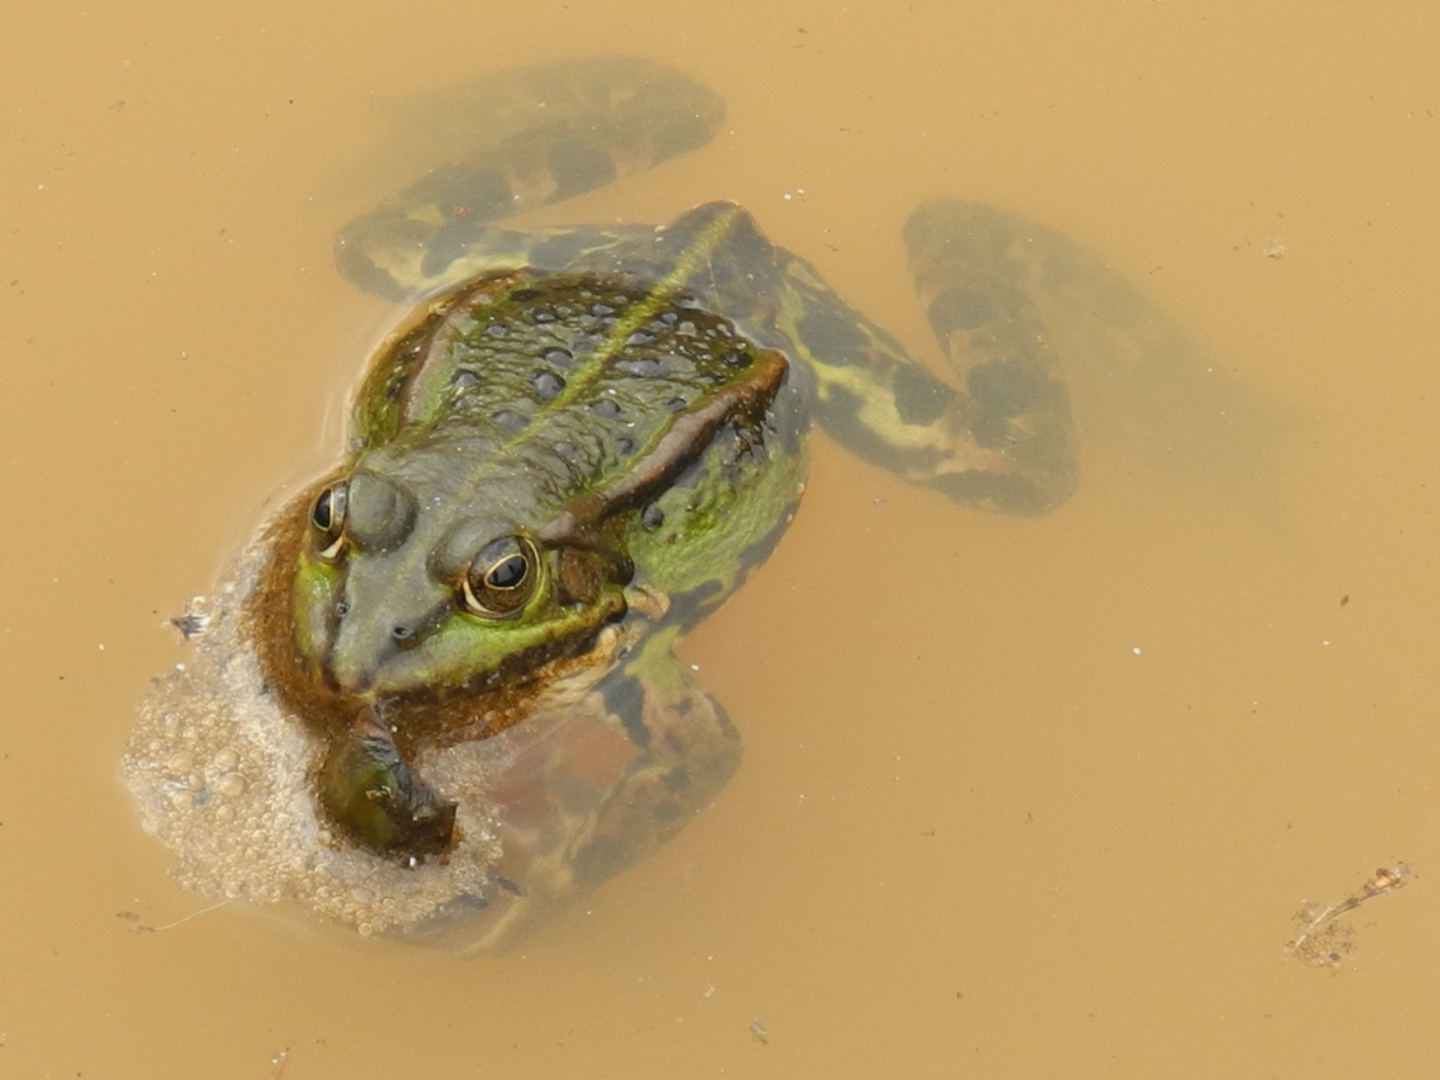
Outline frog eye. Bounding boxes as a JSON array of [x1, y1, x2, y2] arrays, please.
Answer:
[[460, 535, 539, 617], [310, 482, 349, 561]]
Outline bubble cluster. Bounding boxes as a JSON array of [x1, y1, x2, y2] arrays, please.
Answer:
[[125, 523, 654, 949], [124, 532, 509, 941]]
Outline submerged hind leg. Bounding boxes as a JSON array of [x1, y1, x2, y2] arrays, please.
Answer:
[[778, 203, 1079, 514], [336, 56, 725, 300]]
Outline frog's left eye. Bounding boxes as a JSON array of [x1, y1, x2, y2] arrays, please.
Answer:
[[310, 482, 349, 561], [460, 535, 539, 617]]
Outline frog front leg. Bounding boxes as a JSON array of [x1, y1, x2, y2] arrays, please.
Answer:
[[319, 709, 457, 857], [779, 200, 1082, 515], [468, 625, 740, 946]]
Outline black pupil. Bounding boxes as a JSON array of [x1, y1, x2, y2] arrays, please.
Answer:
[[313, 489, 333, 530], [486, 555, 527, 590]]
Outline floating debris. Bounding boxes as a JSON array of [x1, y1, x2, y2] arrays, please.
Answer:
[[170, 596, 215, 640], [116, 898, 232, 933], [1286, 864, 1410, 967]]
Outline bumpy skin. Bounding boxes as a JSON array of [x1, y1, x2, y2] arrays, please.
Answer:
[[245, 56, 1081, 931]]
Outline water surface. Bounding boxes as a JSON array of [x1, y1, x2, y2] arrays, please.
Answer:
[[3, 1, 1440, 1076]]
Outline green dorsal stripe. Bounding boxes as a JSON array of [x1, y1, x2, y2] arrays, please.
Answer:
[[399, 203, 748, 446], [527, 203, 745, 427]]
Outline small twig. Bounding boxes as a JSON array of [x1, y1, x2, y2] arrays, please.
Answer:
[[120, 898, 233, 933]]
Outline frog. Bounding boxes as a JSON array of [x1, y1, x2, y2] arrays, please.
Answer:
[[127, 55, 1233, 947]]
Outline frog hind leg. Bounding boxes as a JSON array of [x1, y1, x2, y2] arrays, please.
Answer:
[[467, 632, 740, 947], [569, 656, 741, 888], [919, 201, 1287, 513], [336, 56, 725, 300], [781, 202, 1080, 515]]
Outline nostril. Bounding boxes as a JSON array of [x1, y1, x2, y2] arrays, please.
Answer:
[[390, 624, 416, 643]]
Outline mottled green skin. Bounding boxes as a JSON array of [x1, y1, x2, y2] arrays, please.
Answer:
[[264, 57, 1080, 884]]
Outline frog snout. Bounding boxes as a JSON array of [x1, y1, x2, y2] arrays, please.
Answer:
[[326, 653, 377, 696], [326, 616, 439, 697], [325, 626, 400, 696]]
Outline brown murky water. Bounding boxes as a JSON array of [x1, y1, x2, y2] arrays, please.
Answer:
[[5, 1, 1440, 1076]]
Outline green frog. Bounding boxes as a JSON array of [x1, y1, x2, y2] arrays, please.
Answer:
[[127, 56, 1227, 946]]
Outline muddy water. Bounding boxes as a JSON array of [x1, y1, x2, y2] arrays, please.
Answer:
[[4, 1, 1440, 1076]]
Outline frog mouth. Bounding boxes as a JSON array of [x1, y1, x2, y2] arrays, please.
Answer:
[[324, 583, 630, 706]]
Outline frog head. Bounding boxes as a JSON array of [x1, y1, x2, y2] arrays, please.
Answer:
[[271, 443, 635, 856], [289, 445, 631, 709]]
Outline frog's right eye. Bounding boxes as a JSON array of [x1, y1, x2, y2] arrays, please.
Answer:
[[310, 482, 349, 561], [460, 535, 540, 617]]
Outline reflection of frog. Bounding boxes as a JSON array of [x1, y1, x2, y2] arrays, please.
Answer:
[[127, 56, 1229, 946]]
